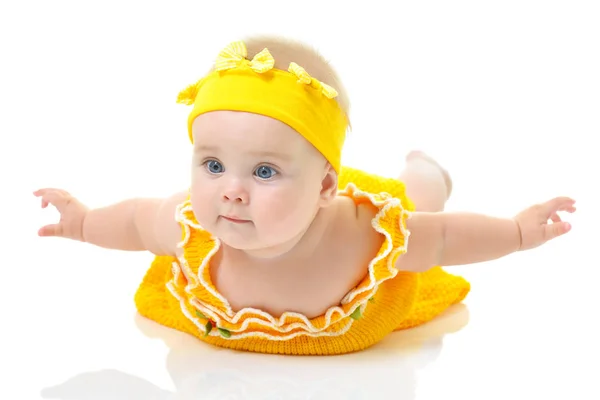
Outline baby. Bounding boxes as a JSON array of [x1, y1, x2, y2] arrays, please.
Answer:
[[34, 36, 576, 356]]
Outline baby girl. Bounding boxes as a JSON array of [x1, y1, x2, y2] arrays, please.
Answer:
[[34, 36, 576, 355]]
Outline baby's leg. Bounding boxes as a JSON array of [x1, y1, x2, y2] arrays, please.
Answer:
[[398, 151, 452, 212]]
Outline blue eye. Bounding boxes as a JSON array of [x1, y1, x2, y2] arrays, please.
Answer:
[[205, 160, 224, 174], [255, 165, 277, 179]]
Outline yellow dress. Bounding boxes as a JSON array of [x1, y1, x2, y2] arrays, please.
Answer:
[[134, 166, 470, 355]]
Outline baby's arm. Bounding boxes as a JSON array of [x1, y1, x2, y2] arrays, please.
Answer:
[[83, 191, 187, 255], [34, 188, 188, 256], [395, 196, 576, 272]]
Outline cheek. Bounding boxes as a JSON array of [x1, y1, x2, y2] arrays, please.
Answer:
[[252, 184, 316, 225], [190, 180, 217, 223]]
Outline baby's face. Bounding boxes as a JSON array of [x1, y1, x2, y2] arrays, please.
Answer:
[[189, 111, 331, 255]]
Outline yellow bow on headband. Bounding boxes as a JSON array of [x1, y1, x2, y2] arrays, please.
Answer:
[[215, 41, 275, 73], [176, 41, 275, 105], [176, 41, 339, 105], [288, 62, 338, 99], [214, 41, 338, 99]]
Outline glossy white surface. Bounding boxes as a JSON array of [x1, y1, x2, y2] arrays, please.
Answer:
[[3, 1, 599, 399]]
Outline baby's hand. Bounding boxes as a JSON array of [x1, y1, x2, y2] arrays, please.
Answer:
[[514, 196, 576, 251], [33, 188, 89, 241]]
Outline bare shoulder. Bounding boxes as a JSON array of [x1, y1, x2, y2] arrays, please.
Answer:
[[334, 193, 443, 274], [134, 190, 189, 257], [326, 196, 384, 284]]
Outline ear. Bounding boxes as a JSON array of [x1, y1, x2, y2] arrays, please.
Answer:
[[318, 163, 338, 207]]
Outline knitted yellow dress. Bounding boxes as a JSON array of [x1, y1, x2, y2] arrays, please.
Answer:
[[134, 166, 470, 355]]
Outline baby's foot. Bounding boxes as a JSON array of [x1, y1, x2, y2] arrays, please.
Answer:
[[405, 150, 453, 199]]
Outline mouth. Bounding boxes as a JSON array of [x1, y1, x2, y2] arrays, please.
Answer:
[[221, 216, 251, 224]]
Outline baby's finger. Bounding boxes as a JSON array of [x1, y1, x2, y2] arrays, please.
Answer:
[[34, 188, 69, 197], [550, 213, 562, 223], [544, 220, 572, 241], [40, 191, 71, 212], [38, 224, 63, 237], [543, 197, 576, 214]]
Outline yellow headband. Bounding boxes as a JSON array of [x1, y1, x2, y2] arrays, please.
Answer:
[[176, 41, 349, 173]]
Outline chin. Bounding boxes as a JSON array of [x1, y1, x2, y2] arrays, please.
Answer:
[[216, 232, 259, 250], [218, 232, 287, 253]]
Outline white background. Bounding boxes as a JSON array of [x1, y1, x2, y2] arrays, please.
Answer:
[[1, 0, 599, 399]]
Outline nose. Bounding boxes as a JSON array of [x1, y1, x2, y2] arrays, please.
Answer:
[[222, 182, 249, 204]]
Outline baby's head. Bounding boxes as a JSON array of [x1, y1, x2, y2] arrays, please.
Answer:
[[178, 36, 350, 256]]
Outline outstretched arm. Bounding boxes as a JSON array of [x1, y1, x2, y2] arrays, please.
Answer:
[[82, 191, 188, 255], [395, 196, 576, 272], [34, 188, 189, 256]]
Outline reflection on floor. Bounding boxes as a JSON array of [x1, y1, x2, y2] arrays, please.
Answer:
[[41, 304, 469, 400]]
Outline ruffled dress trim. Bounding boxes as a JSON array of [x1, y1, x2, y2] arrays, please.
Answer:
[[164, 182, 411, 341]]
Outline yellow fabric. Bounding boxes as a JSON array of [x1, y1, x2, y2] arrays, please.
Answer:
[[134, 167, 471, 355], [175, 41, 348, 173]]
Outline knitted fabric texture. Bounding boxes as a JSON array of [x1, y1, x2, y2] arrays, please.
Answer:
[[134, 166, 470, 355]]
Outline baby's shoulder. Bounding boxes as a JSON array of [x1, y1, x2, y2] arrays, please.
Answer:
[[329, 185, 409, 263], [325, 195, 385, 272], [333, 184, 395, 236], [331, 194, 379, 235]]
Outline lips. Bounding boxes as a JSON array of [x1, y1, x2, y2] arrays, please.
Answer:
[[222, 215, 250, 223]]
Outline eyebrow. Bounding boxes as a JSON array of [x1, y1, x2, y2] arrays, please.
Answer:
[[194, 145, 291, 161]]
